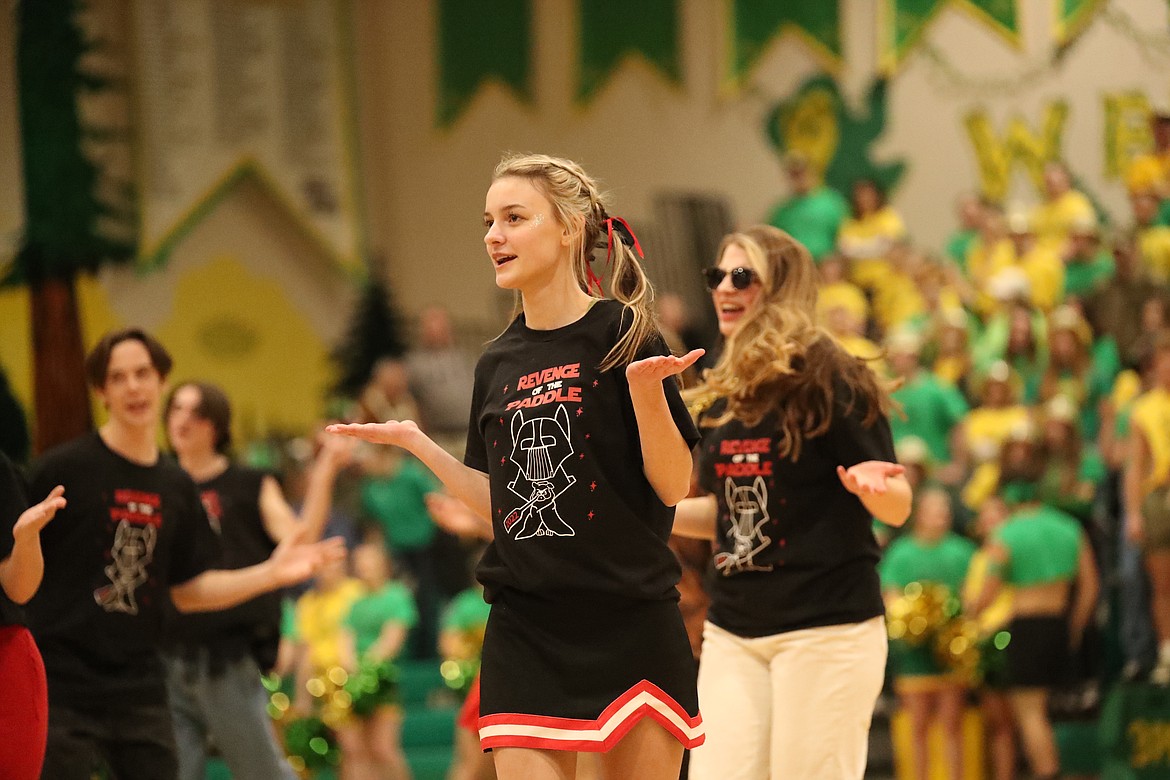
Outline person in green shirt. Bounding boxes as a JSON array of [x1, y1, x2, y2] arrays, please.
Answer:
[[887, 330, 970, 467], [338, 540, 417, 780], [966, 480, 1099, 780], [766, 152, 848, 263], [359, 448, 451, 660], [880, 487, 976, 780], [945, 192, 984, 275], [1062, 221, 1115, 300]]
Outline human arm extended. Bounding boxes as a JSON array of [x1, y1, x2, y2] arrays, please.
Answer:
[[170, 529, 345, 613], [837, 461, 912, 527], [626, 348, 705, 506], [0, 486, 66, 604], [260, 433, 353, 544], [1069, 537, 1100, 650], [326, 420, 491, 521]]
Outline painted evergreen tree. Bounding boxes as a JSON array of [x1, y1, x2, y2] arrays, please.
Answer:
[[331, 272, 408, 399], [9, 0, 136, 453]]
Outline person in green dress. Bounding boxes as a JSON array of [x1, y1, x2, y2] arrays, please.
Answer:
[[887, 330, 969, 468], [880, 487, 976, 780], [966, 478, 1099, 780]]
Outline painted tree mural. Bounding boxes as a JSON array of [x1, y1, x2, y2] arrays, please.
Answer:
[[9, 0, 136, 453]]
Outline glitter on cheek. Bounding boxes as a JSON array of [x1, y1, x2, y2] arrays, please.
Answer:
[[533, 213, 545, 227]]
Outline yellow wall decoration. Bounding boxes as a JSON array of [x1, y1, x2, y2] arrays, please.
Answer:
[[963, 102, 1068, 202], [1103, 91, 1153, 180], [156, 254, 335, 447]]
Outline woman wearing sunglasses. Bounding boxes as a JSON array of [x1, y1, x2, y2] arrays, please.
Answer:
[[678, 225, 912, 779], [328, 153, 705, 779]]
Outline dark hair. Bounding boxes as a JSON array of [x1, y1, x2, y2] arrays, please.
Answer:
[[167, 381, 233, 455], [849, 178, 886, 218], [84, 328, 173, 388]]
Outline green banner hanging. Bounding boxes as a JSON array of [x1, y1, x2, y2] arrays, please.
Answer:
[[1054, 0, 1107, 48], [436, 0, 532, 127], [578, 0, 680, 103], [726, 0, 842, 86], [880, 0, 1020, 72]]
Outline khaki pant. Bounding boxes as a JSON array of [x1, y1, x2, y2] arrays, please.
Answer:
[[689, 617, 887, 780]]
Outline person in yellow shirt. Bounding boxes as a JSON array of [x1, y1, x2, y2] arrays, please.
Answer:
[[292, 551, 365, 716], [929, 308, 976, 398], [1125, 112, 1170, 199], [963, 202, 1015, 319], [954, 362, 1032, 511], [1029, 161, 1096, 256], [1006, 211, 1064, 313], [872, 243, 928, 333], [815, 253, 869, 328], [1134, 190, 1170, 282], [1125, 331, 1170, 683], [837, 178, 907, 293]]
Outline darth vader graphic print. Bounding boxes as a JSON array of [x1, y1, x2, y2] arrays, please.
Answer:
[[715, 475, 774, 574], [504, 403, 579, 539]]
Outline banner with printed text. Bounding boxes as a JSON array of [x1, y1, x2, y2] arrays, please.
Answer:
[[131, 0, 363, 271]]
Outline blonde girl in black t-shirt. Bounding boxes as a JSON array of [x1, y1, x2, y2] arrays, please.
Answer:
[[328, 154, 705, 780], [674, 225, 912, 780]]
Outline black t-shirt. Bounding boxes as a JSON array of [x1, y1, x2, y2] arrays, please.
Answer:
[[696, 370, 895, 637], [465, 300, 700, 603], [0, 452, 29, 627], [27, 432, 218, 705], [165, 464, 280, 662]]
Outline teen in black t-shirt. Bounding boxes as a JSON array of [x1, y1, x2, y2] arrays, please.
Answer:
[[27, 328, 345, 780], [329, 154, 704, 779], [674, 226, 911, 780], [0, 452, 66, 780], [162, 380, 349, 780]]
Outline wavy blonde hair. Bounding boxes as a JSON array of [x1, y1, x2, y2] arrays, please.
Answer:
[[492, 153, 657, 371], [687, 225, 891, 460]]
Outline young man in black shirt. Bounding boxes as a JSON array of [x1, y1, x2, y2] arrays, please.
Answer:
[[26, 328, 343, 780], [163, 380, 351, 780]]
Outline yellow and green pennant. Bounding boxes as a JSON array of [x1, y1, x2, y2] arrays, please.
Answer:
[[726, 0, 843, 87], [879, 0, 1020, 72], [578, 0, 681, 103], [1053, 0, 1107, 49], [436, 0, 533, 127]]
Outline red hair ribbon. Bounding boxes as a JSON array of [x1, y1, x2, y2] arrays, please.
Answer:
[[589, 216, 644, 297]]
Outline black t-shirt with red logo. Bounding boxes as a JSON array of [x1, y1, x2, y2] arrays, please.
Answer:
[[465, 300, 700, 603], [696, 366, 895, 638], [0, 452, 29, 627], [165, 464, 280, 666], [27, 432, 217, 705]]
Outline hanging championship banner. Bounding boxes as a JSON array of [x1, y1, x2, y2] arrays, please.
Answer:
[[131, 0, 363, 272], [578, 0, 680, 104], [1054, 0, 1108, 49], [879, 0, 1020, 73], [725, 1, 843, 88], [437, 0, 532, 127]]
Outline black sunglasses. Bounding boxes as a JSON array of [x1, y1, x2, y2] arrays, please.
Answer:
[[703, 266, 758, 291]]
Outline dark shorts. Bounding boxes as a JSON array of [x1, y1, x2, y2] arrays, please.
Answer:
[[41, 693, 178, 780], [478, 588, 703, 752], [1005, 615, 1069, 689]]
